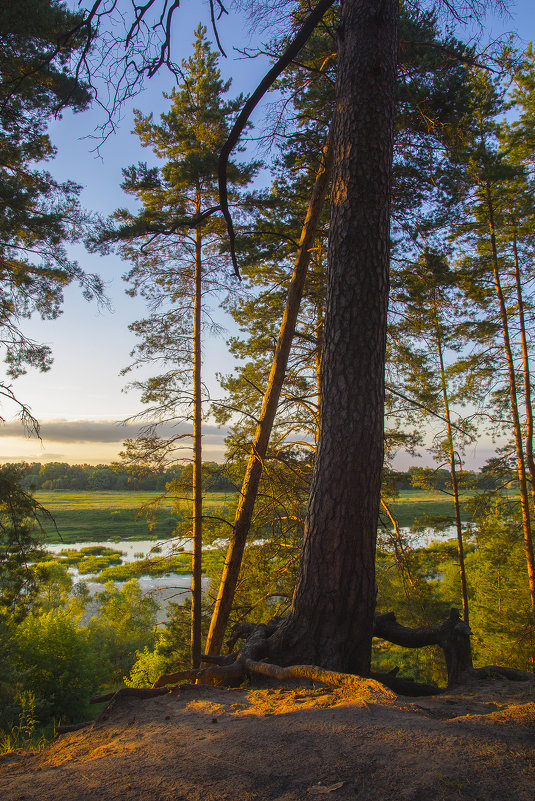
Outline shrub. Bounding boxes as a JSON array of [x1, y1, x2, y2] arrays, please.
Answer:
[[14, 607, 99, 723]]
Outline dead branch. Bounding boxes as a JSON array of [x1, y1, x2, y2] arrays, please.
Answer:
[[218, 0, 335, 276], [374, 608, 473, 687], [55, 722, 93, 735]]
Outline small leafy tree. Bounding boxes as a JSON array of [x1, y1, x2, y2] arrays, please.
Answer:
[[14, 607, 99, 723], [88, 579, 158, 683]]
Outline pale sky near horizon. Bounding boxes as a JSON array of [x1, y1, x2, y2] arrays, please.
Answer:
[[1, 0, 534, 469]]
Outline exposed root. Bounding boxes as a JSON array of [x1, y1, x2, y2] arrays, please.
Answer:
[[244, 659, 382, 689], [374, 608, 472, 687], [152, 661, 246, 688], [120, 610, 535, 704], [90, 686, 173, 704]]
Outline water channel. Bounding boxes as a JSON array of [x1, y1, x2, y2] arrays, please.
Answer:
[[46, 538, 207, 624]]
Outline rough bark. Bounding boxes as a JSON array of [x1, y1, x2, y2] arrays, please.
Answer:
[[269, 0, 398, 674], [204, 136, 333, 655]]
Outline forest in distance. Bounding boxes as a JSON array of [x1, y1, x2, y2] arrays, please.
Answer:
[[9, 460, 510, 493], [3, 0, 535, 757]]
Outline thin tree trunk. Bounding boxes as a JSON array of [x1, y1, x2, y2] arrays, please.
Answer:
[[511, 218, 535, 502], [433, 311, 469, 625], [485, 183, 535, 626], [204, 137, 333, 656], [380, 497, 425, 612], [191, 208, 203, 669], [270, 0, 398, 674], [313, 244, 324, 447]]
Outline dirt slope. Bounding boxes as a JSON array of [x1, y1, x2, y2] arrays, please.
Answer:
[[1, 677, 534, 801]]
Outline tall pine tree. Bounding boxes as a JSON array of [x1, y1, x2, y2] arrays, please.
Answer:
[[110, 26, 255, 667]]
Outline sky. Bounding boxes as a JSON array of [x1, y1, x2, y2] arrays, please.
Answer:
[[2, 0, 535, 469]]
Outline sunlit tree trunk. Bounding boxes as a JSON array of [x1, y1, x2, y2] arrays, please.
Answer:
[[205, 138, 332, 655], [510, 218, 535, 503]]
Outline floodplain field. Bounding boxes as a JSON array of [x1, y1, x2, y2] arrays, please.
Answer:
[[34, 488, 512, 585], [387, 489, 472, 528], [32, 488, 504, 545], [35, 490, 236, 543]]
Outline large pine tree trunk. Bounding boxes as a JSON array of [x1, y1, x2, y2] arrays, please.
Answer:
[[270, 0, 398, 674]]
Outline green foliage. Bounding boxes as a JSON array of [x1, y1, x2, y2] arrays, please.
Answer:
[[31, 560, 72, 610], [0, 1, 103, 418], [125, 599, 213, 686], [124, 643, 170, 688], [374, 532, 455, 685], [468, 511, 534, 671], [0, 463, 49, 619], [87, 580, 158, 683], [0, 691, 50, 754], [14, 607, 99, 723]]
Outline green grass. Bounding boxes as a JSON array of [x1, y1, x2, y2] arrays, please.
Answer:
[[35, 490, 235, 543], [34, 487, 517, 544], [94, 549, 225, 582], [383, 489, 474, 529]]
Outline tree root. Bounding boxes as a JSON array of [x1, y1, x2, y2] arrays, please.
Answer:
[[55, 721, 93, 735], [152, 662, 246, 688], [90, 686, 174, 704], [467, 665, 535, 683], [136, 610, 535, 701]]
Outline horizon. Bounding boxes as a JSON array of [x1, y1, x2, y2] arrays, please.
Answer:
[[1, 0, 534, 471]]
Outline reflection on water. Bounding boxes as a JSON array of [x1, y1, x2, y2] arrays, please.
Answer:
[[45, 538, 209, 624], [46, 538, 191, 563]]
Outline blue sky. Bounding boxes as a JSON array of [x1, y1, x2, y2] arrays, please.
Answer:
[[1, 0, 535, 468]]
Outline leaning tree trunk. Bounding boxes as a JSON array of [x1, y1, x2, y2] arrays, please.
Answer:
[[204, 137, 332, 656], [270, 0, 398, 674]]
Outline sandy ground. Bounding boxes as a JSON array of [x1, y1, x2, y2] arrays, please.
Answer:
[[1, 675, 534, 801]]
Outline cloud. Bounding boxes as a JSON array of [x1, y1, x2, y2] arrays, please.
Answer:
[[0, 418, 227, 445]]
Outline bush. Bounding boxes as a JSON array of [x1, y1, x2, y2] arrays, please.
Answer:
[[14, 607, 99, 723], [124, 642, 170, 688]]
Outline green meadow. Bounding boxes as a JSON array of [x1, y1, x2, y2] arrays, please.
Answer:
[[386, 489, 473, 529], [34, 488, 482, 587], [35, 490, 236, 543], [33, 488, 492, 546]]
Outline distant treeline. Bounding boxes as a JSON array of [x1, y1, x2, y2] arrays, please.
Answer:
[[387, 467, 507, 492], [10, 461, 238, 492], [5, 461, 508, 493]]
